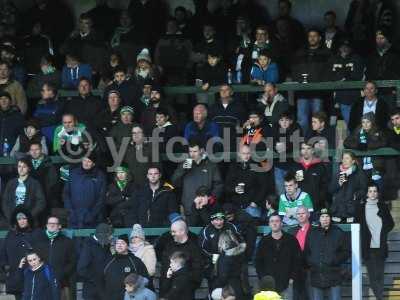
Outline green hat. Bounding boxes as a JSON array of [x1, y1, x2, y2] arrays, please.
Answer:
[[120, 106, 134, 115], [210, 212, 225, 220], [115, 166, 129, 173]]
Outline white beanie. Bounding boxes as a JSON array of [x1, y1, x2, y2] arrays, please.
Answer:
[[137, 48, 151, 63], [130, 224, 145, 240]]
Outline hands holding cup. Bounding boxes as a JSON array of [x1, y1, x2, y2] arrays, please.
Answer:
[[235, 183, 245, 194], [183, 158, 193, 169]]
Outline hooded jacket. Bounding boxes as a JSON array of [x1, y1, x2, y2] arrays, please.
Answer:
[[2, 176, 46, 222], [103, 253, 149, 300], [0, 207, 35, 294], [213, 242, 247, 299], [305, 225, 350, 288], [123, 275, 156, 300], [134, 181, 178, 227], [77, 235, 112, 300], [63, 166, 106, 228]]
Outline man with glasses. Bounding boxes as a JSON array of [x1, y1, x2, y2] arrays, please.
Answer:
[[33, 216, 76, 299]]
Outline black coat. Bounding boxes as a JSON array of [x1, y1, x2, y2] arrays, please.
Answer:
[[105, 180, 136, 227], [196, 63, 227, 86], [2, 176, 46, 222], [230, 211, 257, 261], [161, 266, 194, 300], [306, 126, 336, 150], [103, 253, 149, 300], [134, 181, 178, 227], [0, 107, 24, 154], [255, 232, 301, 293], [356, 200, 394, 260], [213, 243, 247, 300], [32, 231, 76, 286], [292, 160, 330, 210], [329, 164, 368, 219], [225, 161, 264, 208], [77, 236, 112, 300], [155, 232, 204, 294], [349, 99, 390, 132], [305, 225, 350, 288], [103, 80, 141, 116], [366, 47, 400, 80]]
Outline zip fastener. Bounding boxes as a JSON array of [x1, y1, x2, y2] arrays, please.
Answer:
[[49, 239, 54, 266], [30, 272, 35, 300], [148, 190, 156, 222]]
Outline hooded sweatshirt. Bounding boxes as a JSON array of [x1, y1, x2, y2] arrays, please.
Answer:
[[123, 276, 156, 300]]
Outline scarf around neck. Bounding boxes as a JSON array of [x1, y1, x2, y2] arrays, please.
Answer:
[[116, 179, 128, 191], [46, 230, 59, 240]]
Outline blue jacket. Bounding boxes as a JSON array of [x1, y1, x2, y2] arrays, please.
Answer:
[[33, 100, 63, 144], [184, 120, 220, 146], [63, 166, 106, 228], [19, 264, 60, 300], [61, 64, 92, 89], [250, 62, 279, 83]]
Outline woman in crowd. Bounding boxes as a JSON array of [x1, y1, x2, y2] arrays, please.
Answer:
[[329, 151, 367, 223], [356, 183, 394, 300], [129, 224, 157, 278]]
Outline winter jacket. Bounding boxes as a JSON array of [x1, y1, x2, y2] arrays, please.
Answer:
[[384, 127, 400, 199], [2, 176, 46, 222], [349, 99, 390, 132], [103, 80, 141, 114], [134, 181, 178, 227], [329, 164, 367, 219], [199, 222, 241, 259], [132, 242, 157, 277], [305, 225, 350, 288], [366, 47, 400, 81], [123, 142, 155, 186], [96, 107, 121, 135], [196, 62, 227, 86], [155, 232, 204, 294], [18, 264, 60, 300], [103, 253, 149, 300], [250, 62, 279, 84], [109, 122, 133, 148], [306, 126, 336, 150], [213, 243, 247, 300], [0, 106, 24, 154], [123, 275, 156, 300], [106, 180, 136, 227], [328, 53, 365, 105], [0, 80, 27, 115], [140, 103, 177, 137], [161, 266, 194, 300], [32, 231, 76, 286], [256, 93, 289, 127], [0, 207, 35, 294], [255, 232, 301, 293], [356, 200, 394, 260], [291, 45, 332, 97], [225, 161, 265, 208], [61, 64, 92, 89], [183, 120, 220, 148], [63, 166, 106, 228], [10, 134, 48, 158], [229, 211, 257, 261], [29, 155, 59, 209], [171, 157, 223, 217], [77, 236, 112, 300], [292, 159, 330, 210], [344, 127, 387, 174]]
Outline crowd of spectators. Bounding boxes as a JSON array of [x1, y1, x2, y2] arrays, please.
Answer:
[[0, 0, 398, 299]]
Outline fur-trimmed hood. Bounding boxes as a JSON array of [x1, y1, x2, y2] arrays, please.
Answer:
[[224, 242, 246, 257]]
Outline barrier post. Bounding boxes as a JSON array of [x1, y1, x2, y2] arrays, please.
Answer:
[[351, 223, 362, 300]]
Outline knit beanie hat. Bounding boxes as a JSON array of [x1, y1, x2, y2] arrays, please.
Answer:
[[130, 224, 145, 240], [137, 48, 151, 63], [95, 223, 113, 246], [117, 234, 130, 245]]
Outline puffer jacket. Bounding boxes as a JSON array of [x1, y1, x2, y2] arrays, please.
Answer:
[[305, 225, 350, 288]]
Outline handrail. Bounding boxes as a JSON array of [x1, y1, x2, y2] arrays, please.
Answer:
[[27, 80, 400, 105], [0, 148, 398, 165], [0, 225, 352, 239]]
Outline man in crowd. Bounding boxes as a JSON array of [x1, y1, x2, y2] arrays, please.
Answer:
[[256, 213, 301, 299], [306, 111, 336, 151], [109, 105, 134, 148], [0, 61, 27, 114], [155, 219, 204, 299], [77, 223, 113, 300], [184, 104, 220, 148], [33, 215, 76, 298], [63, 154, 106, 228], [171, 138, 223, 223], [134, 165, 178, 227], [103, 234, 149, 300], [385, 109, 400, 200], [305, 208, 350, 300]]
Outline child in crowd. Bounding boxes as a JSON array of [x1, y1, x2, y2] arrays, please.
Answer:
[[196, 49, 226, 91], [124, 273, 156, 300], [61, 53, 92, 89], [250, 50, 279, 86]]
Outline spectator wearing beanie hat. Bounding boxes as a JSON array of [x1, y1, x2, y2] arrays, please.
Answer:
[[109, 105, 135, 148], [97, 90, 122, 135], [134, 48, 161, 86], [124, 273, 156, 300], [129, 224, 157, 277], [103, 233, 149, 299], [10, 119, 48, 159]]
